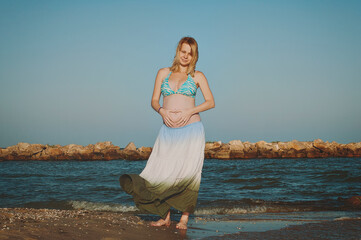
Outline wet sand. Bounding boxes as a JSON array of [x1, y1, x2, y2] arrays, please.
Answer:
[[203, 219, 361, 240], [0, 208, 184, 240], [1, 208, 360, 239]]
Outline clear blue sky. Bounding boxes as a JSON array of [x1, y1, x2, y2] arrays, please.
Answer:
[[1, 0, 360, 148]]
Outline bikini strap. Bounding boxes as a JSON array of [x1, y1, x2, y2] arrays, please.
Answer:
[[165, 71, 172, 80], [187, 73, 197, 88]]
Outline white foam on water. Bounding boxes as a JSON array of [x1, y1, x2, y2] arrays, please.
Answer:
[[194, 205, 308, 215], [334, 216, 361, 221], [194, 206, 269, 215], [69, 200, 138, 212]]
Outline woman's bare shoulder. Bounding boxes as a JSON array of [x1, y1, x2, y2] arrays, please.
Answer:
[[158, 67, 171, 75], [194, 70, 207, 81], [193, 70, 206, 87], [155, 67, 171, 82]]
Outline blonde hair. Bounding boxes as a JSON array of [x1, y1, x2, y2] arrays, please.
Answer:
[[170, 37, 199, 77]]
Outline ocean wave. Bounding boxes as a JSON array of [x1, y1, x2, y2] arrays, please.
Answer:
[[238, 185, 266, 190], [1, 173, 49, 178], [344, 175, 361, 183], [17, 198, 358, 216], [334, 216, 361, 221], [310, 170, 349, 181], [69, 200, 138, 212], [69, 200, 301, 215], [194, 204, 308, 215], [222, 177, 280, 184], [194, 198, 348, 215], [194, 206, 270, 215]]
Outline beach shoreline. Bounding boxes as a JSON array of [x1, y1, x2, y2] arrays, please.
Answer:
[[203, 218, 361, 240], [1, 208, 360, 239]]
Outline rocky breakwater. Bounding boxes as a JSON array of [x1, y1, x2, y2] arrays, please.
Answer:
[[0, 139, 360, 161], [205, 139, 361, 159], [0, 142, 151, 161]]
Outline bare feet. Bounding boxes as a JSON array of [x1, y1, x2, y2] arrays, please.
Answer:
[[150, 218, 171, 227], [150, 211, 171, 227], [176, 220, 188, 229], [176, 212, 189, 229]]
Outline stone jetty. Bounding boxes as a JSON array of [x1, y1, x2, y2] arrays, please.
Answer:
[[0, 139, 360, 161]]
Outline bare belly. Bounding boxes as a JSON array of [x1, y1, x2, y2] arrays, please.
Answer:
[[163, 94, 201, 128]]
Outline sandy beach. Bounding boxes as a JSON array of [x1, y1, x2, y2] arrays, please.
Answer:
[[1, 208, 360, 240], [0, 208, 183, 240]]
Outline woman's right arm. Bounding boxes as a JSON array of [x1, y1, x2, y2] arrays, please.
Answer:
[[150, 68, 174, 127]]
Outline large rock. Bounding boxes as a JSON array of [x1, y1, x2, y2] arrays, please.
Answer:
[[103, 148, 124, 161], [122, 142, 142, 160], [124, 142, 137, 151], [2, 142, 46, 160], [60, 144, 87, 160], [137, 146, 152, 159], [229, 140, 245, 158], [41, 147, 64, 160], [344, 142, 361, 157], [312, 139, 328, 154], [95, 141, 123, 160], [205, 141, 222, 151], [94, 141, 113, 153], [205, 141, 222, 159], [214, 144, 231, 160], [289, 140, 307, 151], [242, 141, 258, 159], [255, 141, 278, 158]]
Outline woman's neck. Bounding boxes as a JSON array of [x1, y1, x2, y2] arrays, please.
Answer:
[[178, 65, 188, 73]]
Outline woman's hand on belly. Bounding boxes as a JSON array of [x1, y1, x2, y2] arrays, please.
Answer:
[[173, 108, 193, 128], [160, 108, 182, 128]]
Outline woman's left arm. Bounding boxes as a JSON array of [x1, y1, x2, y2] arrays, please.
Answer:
[[191, 71, 215, 114], [176, 71, 215, 126]]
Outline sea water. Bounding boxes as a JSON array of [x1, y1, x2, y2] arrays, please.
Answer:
[[1, 158, 360, 238]]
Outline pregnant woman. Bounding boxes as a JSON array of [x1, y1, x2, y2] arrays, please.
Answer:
[[119, 36, 215, 230]]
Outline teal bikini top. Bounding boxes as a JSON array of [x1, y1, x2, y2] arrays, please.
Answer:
[[161, 71, 197, 98]]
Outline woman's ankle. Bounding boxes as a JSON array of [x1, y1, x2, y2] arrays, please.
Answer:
[[165, 210, 171, 221], [180, 212, 189, 221]]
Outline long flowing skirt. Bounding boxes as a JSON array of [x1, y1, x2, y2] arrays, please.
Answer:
[[119, 121, 205, 219]]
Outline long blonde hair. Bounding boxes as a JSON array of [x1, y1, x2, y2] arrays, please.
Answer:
[[170, 37, 199, 77]]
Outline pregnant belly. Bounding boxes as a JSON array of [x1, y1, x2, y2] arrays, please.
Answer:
[[167, 111, 201, 128]]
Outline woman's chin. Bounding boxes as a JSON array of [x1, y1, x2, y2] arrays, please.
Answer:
[[179, 62, 190, 67]]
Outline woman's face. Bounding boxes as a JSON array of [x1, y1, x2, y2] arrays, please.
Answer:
[[178, 43, 192, 66]]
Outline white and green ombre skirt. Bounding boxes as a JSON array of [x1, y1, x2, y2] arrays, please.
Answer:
[[119, 121, 205, 219]]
